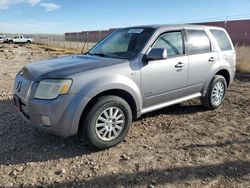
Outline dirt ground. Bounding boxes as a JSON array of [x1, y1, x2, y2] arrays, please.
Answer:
[[0, 44, 249, 188]]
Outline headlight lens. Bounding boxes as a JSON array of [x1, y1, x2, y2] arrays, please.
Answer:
[[34, 79, 72, 99]]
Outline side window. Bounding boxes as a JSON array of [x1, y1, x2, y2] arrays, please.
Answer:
[[152, 31, 184, 57], [210, 29, 233, 51], [186, 29, 211, 54]]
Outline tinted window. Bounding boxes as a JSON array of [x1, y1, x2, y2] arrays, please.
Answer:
[[186, 30, 211, 54], [152, 31, 184, 57], [210, 29, 232, 51]]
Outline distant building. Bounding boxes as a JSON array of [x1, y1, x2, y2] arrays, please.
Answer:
[[65, 19, 250, 46], [65, 29, 116, 43], [198, 19, 250, 46]]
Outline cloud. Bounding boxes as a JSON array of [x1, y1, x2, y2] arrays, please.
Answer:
[[0, 0, 21, 9], [0, 0, 40, 9], [0, 0, 61, 11], [27, 0, 40, 6], [40, 3, 60, 11]]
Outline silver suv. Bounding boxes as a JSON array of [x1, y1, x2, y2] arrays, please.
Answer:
[[13, 25, 236, 149]]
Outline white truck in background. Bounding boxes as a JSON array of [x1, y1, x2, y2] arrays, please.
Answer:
[[0, 35, 6, 43], [7, 36, 33, 44]]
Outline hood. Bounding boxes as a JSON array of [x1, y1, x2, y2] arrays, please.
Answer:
[[23, 55, 126, 80]]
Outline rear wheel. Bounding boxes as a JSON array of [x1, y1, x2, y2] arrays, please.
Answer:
[[8, 40, 13, 44], [26, 40, 31, 44], [81, 96, 132, 150], [201, 75, 227, 109]]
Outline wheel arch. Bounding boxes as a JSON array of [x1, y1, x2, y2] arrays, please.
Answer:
[[203, 67, 231, 96], [83, 89, 137, 118], [77, 88, 139, 134], [215, 69, 230, 87]]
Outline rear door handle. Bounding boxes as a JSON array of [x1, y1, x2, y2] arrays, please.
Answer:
[[175, 62, 185, 68], [208, 57, 216, 62]]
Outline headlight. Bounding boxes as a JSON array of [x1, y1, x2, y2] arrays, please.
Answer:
[[34, 79, 72, 99]]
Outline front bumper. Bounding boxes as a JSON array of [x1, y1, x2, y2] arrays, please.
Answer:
[[14, 92, 87, 137], [13, 73, 90, 137]]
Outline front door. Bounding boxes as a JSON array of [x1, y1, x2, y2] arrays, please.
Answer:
[[141, 30, 189, 108]]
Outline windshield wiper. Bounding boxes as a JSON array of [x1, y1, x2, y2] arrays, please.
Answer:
[[85, 52, 127, 59], [91, 53, 111, 58], [84, 52, 93, 55], [108, 54, 129, 59]]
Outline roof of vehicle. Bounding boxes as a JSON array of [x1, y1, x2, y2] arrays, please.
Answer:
[[124, 24, 224, 30]]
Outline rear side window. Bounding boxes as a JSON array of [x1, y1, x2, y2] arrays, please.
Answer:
[[186, 29, 211, 54], [210, 29, 233, 51], [152, 31, 184, 57]]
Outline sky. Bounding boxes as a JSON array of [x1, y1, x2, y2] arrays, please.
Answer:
[[0, 0, 250, 34]]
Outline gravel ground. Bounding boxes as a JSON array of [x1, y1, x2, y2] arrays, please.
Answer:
[[0, 44, 249, 188]]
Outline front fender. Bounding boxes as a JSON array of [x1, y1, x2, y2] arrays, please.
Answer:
[[69, 75, 143, 135], [80, 75, 142, 110]]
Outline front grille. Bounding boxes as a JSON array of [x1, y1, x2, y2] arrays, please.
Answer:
[[13, 94, 30, 120], [14, 74, 33, 99], [14, 73, 33, 121]]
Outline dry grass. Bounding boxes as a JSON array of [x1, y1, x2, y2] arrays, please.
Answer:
[[26, 44, 80, 55], [236, 46, 250, 73]]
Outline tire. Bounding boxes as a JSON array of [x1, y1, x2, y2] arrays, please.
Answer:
[[9, 40, 13, 44], [26, 40, 31, 44], [81, 95, 132, 150], [201, 75, 227, 110]]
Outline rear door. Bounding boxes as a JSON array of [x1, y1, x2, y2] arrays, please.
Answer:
[[185, 29, 218, 94]]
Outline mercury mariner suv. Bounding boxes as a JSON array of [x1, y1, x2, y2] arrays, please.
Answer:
[[13, 25, 236, 149]]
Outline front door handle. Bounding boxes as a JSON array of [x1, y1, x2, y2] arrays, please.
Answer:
[[208, 57, 216, 62], [175, 62, 185, 68]]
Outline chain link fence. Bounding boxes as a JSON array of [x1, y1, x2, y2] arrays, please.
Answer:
[[32, 29, 116, 52], [33, 34, 96, 52]]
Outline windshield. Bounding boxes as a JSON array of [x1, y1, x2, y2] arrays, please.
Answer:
[[88, 28, 155, 59]]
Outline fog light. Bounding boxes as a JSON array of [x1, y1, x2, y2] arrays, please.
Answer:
[[41, 115, 51, 126]]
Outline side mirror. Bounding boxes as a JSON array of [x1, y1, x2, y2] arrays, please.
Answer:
[[145, 48, 167, 61]]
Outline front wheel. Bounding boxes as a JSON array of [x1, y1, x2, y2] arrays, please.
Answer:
[[201, 75, 227, 109], [81, 96, 132, 150]]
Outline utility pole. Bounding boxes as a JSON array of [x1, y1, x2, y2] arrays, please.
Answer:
[[224, 17, 228, 30]]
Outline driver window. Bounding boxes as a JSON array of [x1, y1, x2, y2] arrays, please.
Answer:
[[152, 31, 184, 57]]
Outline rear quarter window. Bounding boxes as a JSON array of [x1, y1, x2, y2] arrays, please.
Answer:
[[186, 29, 211, 54], [210, 29, 233, 51]]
